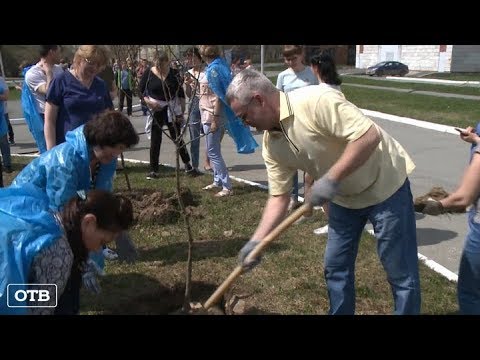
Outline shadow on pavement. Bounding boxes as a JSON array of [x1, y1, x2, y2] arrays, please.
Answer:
[[416, 228, 457, 246]]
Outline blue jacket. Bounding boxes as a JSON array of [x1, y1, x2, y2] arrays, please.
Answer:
[[12, 125, 116, 211], [206, 57, 258, 154], [0, 185, 63, 314]]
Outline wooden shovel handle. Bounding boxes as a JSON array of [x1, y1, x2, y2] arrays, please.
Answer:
[[203, 203, 312, 310]]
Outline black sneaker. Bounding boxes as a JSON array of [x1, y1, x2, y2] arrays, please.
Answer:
[[8, 139, 15, 145], [186, 168, 202, 177], [4, 167, 13, 174], [146, 171, 159, 179]]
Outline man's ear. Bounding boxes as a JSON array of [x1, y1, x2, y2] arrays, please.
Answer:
[[254, 94, 264, 107]]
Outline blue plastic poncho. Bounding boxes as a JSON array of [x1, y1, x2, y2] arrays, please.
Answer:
[[12, 125, 116, 212], [21, 65, 47, 153], [206, 57, 259, 154], [11, 125, 117, 270], [0, 185, 63, 314]]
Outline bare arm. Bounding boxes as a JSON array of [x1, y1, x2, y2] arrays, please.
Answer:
[[210, 98, 223, 132], [327, 124, 381, 182], [44, 102, 59, 150], [184, 73, 194, 98], [110, 80, 118, 101], [36, 63, 54, 95], [441, 152, 480, 208], [252, 193, 291, 241]]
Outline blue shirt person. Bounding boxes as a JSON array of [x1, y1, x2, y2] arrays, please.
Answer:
[[46, 70, 113, 146]]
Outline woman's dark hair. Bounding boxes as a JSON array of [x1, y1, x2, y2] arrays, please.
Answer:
[[61, 190, 134, 270], [153, 49, 169, 64], [282, 45, 304, 58], [84, 109, 139, 148], [310, 51, 342, 86], [39, 45, 59, 58], [184, 46, 202, 61]]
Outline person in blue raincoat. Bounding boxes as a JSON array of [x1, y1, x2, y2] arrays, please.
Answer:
[[9, 109, 139, 314], [0, 187, 134, 315], [199, 45, 258, 155]]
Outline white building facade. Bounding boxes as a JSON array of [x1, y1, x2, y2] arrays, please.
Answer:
[[356, 45, 480, 72]]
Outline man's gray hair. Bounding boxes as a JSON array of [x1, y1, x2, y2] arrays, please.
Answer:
[[226, 68, 278, 106]]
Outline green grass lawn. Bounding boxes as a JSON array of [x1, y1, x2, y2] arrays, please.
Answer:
[[84, 163, 458, 315], [4, 155, 455, 315], [6, 87, 21, 101], [342, 86, 480, 128], [342, 75, 480, 97]]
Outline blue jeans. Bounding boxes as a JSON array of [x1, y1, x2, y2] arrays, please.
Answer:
[[141, 104, 148, 116], [203, 122, 231, 190], [188, 97, 201, 169], [325, 178, 420, 315], [458, 250, 480, 314], [457, 206, 480, 314], [0, 134, 11, 168]]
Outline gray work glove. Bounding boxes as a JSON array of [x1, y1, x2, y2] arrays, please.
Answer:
[[238, 239, 262, 272], [82, 259, 105, 294], [422, 199, 445, 216], [310, 175, 339, 207], [115, 231, 138, 264]]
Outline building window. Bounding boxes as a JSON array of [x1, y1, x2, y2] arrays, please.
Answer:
[[359, 45, 364, 54], [439, 45, 447, 52]]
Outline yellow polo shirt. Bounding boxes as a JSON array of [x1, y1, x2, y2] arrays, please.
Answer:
[[263, 86, 415, 209]]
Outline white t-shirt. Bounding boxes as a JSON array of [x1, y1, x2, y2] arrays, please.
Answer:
[[276, 67, 318, 93], [24, 63, 64, 114]]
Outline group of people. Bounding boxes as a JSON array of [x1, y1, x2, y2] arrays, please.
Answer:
[[139, 45, 258, 198], [3, 44, 479, 315], [1, 109, 139, 314], [1, 45, 141, 314]]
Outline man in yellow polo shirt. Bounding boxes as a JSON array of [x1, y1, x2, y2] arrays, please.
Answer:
[[226, 68, 420, 315]]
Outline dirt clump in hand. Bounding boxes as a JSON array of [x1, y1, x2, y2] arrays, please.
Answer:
[[414, 186, 466, 213]]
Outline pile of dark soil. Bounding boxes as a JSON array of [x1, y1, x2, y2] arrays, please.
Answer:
[[414, 186, 466, 213], [117, 187, 201, 225]]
